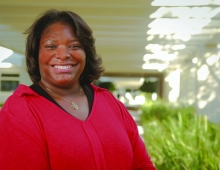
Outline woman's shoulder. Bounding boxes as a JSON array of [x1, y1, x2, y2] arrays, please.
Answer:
[[0, 84, 44, 136], [90, 83, 115, 96], [13, 84, 38, 96], [1, 84, 38, 114], [90, 83, 127, 109]]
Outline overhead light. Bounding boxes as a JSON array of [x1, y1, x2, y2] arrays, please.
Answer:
[[172, 44, 186, 50], [148, 18, 211, 33], [173, 34, 194, 41], [0, 46, 13, 62], [142, 63, 167, 71], [164, 45, 171, 49], [145, 44, 163, 53], [150, 7, 191, 18], [0, 62, 12, 68], [191, 7, 211, 18], [151, 0, 211, 6], [150, 7, 168, 18], [143, 53, 177, 61], [147, 27, 173, 35], [146, 35, 154, 41], [148, 8, 212, 41], [151, 7, 220, 19]]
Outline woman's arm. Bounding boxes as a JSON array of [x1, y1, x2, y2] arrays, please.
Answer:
[[118, 101, 156, 170], [0, 96, 50, 170]]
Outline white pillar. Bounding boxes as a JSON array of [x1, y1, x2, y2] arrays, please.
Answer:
[[20, 58, 32, 85]]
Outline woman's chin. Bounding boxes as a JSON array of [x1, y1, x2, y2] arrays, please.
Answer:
[[53, 78, 78, 86]]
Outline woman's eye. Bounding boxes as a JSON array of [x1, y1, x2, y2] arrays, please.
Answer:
[[46, 45, 56, 49], [69, 44, 80, 49]]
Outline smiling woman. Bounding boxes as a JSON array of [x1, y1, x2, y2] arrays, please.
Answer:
[[0, 9, 155, 170], [38, 22, 86, 87]]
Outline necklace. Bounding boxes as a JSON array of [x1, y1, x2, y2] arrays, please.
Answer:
[[46, 86, 82, 110]]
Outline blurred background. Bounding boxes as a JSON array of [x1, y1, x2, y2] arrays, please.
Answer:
[[0, 0, 220, 169]]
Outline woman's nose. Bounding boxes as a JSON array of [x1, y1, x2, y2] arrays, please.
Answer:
[[56, 46, 70, 59]]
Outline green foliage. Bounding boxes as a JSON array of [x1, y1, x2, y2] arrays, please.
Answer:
[[93, 80, 116, 92], [0, 103, 3, 107], [139, 78, 157, 93], [140, 98, 220, 170]]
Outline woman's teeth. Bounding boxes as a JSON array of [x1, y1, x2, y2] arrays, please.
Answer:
[[54, 65, 72, 69]]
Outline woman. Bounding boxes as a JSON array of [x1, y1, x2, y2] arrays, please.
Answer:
[[0, 9, 155, 170]]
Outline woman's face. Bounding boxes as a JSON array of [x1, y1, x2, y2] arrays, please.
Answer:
[[38, 22, 86, 87]]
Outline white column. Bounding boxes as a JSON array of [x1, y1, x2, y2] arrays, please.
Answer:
[[20, 58, 32, 85]]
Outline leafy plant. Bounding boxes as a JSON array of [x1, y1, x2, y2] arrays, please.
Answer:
[[93, 80, 116, 92], [140, 98, 220, 170], [139, 78, 157, 93]]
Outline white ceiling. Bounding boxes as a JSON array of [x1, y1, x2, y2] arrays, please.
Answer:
[[1, 0, 220, 76]]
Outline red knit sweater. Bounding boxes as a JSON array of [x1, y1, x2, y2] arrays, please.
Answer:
[[0, 84, 156, 170]]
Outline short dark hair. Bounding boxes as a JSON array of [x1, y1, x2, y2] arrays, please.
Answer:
[[24, 9, 104, 85]]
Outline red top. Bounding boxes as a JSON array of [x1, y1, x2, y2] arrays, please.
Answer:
[[0, 84, 156, 170]]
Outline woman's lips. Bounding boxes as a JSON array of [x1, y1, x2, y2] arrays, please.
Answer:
[[52, 64, 76, 73]]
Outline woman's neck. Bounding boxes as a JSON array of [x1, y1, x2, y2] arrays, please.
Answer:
[[39, 80, 82, 97]]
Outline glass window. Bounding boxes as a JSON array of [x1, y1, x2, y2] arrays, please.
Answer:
[[1, 80, 19, 91]]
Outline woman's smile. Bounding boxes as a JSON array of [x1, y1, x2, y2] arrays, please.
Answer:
[[38, 22, 86, 86], [51, 64, 76, 73]]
